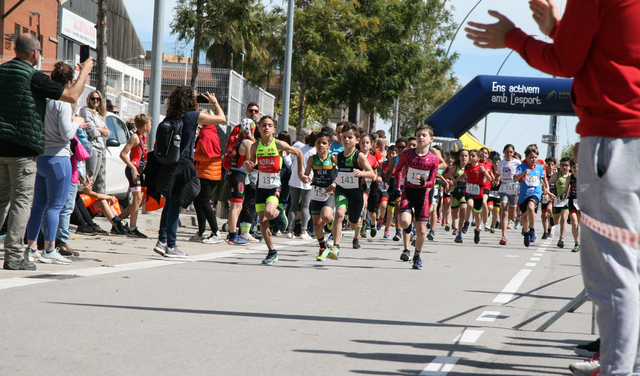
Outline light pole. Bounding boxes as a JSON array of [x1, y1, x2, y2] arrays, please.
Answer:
[[446, 0, 483, 57], [124, 55, 145, 64]]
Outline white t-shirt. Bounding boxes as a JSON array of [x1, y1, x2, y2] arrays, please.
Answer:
[[497, 159, 521, 194], [288, 144, 316, 189]]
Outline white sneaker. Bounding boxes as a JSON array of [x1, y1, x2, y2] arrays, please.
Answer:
[[25, 248, 52, 264], [298, 232, 313, 241], [285, 231, 294, 239], [189, 233, 204, 242], [41, 248, 72, 265], [240, 233, 260, 243], [202, 234, 225, 244]]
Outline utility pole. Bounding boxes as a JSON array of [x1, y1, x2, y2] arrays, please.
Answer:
[[280, 0, 294, 132], [95, 0, 108, 95], [149, 0, 165, 147]]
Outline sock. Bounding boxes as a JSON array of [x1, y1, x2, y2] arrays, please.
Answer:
[[129, 225, 137, 231], [229, 232, 237, 239], [318, 240, 326, 248], [240, 222, 251, 236], [530, 228, 535, 233], [114, 215, 122, 224], [415, 250, 421, 256]]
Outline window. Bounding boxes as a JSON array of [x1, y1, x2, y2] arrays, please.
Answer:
[[124, 74, 131, 92], [14, 24, 20, 39], [22, 27, 28, 34], [106, 115, 129, 144]]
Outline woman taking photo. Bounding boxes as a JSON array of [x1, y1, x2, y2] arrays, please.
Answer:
[[80, 89, 109, 192], [25, 62, 87, 264]]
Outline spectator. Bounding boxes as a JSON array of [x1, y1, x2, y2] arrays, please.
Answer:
[[294, 127, 311, 148], [80, 90, 109, 193], [0, 34, 93, 271], [376, 129, 386, 140], [285, 131, 316, 239]]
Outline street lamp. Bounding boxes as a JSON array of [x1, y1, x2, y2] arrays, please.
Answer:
[[124, 54, 145, 64], [446, 0, 483, 57]]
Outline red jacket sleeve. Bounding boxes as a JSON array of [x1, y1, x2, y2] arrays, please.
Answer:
[[504, 0, 600, 78]]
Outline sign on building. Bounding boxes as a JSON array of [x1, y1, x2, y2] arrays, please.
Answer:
[[60, 9, 97, 49]]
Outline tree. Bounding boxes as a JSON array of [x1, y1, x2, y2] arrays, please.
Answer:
[[95, 0, 108, 95], [561, 140, 576, 158]]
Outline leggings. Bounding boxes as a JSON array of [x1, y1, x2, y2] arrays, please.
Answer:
[[287, 187, 312, 230], [194, 178, 220, 236], [26, 156, 72, 242], [70, 193, 96, 227]]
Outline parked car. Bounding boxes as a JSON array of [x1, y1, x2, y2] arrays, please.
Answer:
[[104, 113, 132, 207]]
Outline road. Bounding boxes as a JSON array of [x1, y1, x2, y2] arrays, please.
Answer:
[[0, 219, 593, 375]]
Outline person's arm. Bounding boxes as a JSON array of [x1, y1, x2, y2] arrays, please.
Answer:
[[480, 167, 493, 182], [58, 58, 94, 103], [197, 92, 226, 125], [56, 102, 82, 141], [513, 166, 529, 182], [304, 154, 314, 177], [80, 108, 101, 140], [353, 152, 375, 180], [276, 140, 308, 182], [384, 155, 397, 182], [242, 142, 258, 172], [394, 154, 407, 191], [119, 134, 140, 178], [453, 171, 467, 185]]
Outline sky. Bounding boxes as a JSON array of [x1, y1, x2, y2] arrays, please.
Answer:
[[122, 0, 580, 158]]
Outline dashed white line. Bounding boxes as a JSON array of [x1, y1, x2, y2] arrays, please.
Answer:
[[530, 257, 540, 261], [493, 269, 532, 303], [453, 329, 484, 343], [476, 311, 500, 322], [419, 356, 460, 376], [534, 253, 543, 256]]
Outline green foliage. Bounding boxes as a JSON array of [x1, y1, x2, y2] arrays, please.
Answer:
[[561, 140, 576, 158]]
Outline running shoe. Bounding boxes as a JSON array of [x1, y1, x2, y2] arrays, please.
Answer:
[[360, 226, 367, 238], [127, 226, 148, 239], [326, 220, 334, 231], [569, 352, 600, 375], [383, 228, 390, 238], [557, 238, 565, 248], [495, 220, 500, 229], [445, 224, 450, 232], [76, 225, 98, 236], [327, 245, 340, 260], [25, 248, 52, 264], [490, 226, 495, 234], [499, 236, 508, 245], [410, 233, 416, 247], [474, 229, 480, 244], [524, 231, 531, 247], [452, 228, 458, 236], [484, 223, 490, 232], [227, 235, 250, 246], [572, 243, 581, 253], [239, 233, 260, 243], [153, 241, 167, 256], [412, 254, 423, 270], [514, 218, 520, 229], [316, 247, 329, 262], [189, 233, 205, 242], [165, 247, 188, 258], [370, 228, 377, 238], [542, 232, 549, 240], [530, 229, 537, 243], [462, 221, 470, 234], [203, 234, 226, 244], [298, 232, 313, 241], [284, 230, 294, 239], [353, 238, 361, 249], [277, 209, 288, 233], [262, 250, 278, 265], [377, 218, 384, 230], [91, 224, 109, 235], [326, 234, 334, 248], [3, 259, 36, 271], [393, 231, 401, 241], [507, 221, 514, 229], [574, 339, 600, 358], [41, 248, 72, 265], [400, 249, 411, 261], [547, 229, 553, 239], [427, 230, 435, 241], [455, 233, 463, 243], [251, 231, 263, 241], [110, 223, 127, 235], [471, 221, 476, 227]]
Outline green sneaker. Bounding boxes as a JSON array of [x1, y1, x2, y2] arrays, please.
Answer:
[[316, 247, 329, 261], [557, 238, 564, 248], [455, 233, 463, 243], [572, 243, 580, 253], [262, 250, 278, 265], [327, 245, 340, 260]]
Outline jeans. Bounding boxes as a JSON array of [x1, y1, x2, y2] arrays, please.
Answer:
[[0, 156, 37, 262], [158, 198, 182, 248], [26, 156, 72, 243], [56, 182, 78, 243]]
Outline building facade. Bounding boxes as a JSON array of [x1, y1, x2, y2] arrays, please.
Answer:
[[1, 0, 59, 59]]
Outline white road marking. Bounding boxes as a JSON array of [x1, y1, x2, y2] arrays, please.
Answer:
[[476, 311, 500, 322], [419, 356, 460, 376], [504, 255, 519, 258], [453, 329, 484, 343], [530, 257, 540, 261], [525, 263, 537, 267], [533, 253, 543, 256], [493, 269, 532, 303], [0, 277, 52, 291]]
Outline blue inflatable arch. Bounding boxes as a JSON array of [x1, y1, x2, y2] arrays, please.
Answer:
[[427, 75, 576, 139]]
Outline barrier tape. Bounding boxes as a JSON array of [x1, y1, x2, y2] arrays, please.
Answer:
[[581, 212, 640, 250]]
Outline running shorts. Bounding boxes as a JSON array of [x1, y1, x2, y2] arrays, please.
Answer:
[[500, 192, 518, 207], [310, 195, 335, 216], [450, 187, 466, 209], [228, 171, 246, 204], [336, 188, 364, 224], [569, 198, 580, 214], [256, 187, 281, 212], [519, 195, 540, 214], [398, 187, 430, 222], [125, 165, 144, 192]]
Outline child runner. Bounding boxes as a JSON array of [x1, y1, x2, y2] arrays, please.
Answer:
[[487, 154, 502, 233], [540, 157, 557, 239], [243, 116, 308, 265], [563, 158, 580, 252], [387, 138, 408, 241], [381, 145, 398, 238], [479, 147, 494, 230], [446, 150, 469, 243], [325, 123, 375, 259], [441, 155, 455, 231], [453, 150, 493, 244], [361, 133, 383, 242], [394, 125, 439, 269], [118, 113, 152, 238], [496, 144, 520, 245], [304, 130, 337, 261], [427, 144, 448, 240], [513, 144, 550, 247], [548, 156, 571, 248]]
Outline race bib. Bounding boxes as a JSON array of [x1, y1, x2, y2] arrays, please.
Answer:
[[407, 167, 429, 185], [336, 171, 358, 189], [554, 197, 568, 207], [503, 183, 518, 194], [258, 172, 281, 189], [466, 183, 481, 196], [433, 186, 440, 197], [366, 180, 372, 189], [489, 190, 499, 198], [524, 175, 540, 187], [573, 198, 580, 211], [379, 182, 388, 192], [311, 186, 330, 202]]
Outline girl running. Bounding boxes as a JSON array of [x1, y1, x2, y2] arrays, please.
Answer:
[[446, 150, 469, 243], [496, 144, 520, 245], [453, 150, 493, 244], [548, 157, 571, 248]]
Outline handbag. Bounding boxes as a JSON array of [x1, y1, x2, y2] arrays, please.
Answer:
[[73, 135, 91, 161]]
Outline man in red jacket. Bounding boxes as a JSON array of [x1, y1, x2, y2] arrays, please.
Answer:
[[466, 1, 640, 375]]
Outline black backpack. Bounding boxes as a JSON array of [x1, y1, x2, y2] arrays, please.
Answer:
[[154, 117, 183, 164]]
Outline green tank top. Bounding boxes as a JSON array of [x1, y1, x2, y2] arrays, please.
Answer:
[[256, 138, 282, 173], [312, 154, 334, 188], [555, 174, 568, 196]]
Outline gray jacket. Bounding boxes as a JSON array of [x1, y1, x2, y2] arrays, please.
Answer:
[[43, 99, 79, 157], [79, 106, 107, 150]]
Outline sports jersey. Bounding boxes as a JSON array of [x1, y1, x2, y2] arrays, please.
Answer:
[[515, 162, 545, 202], [336, 149, 363, 192], [229, 136, 250, 173], [481, 160, 493, 190], [130, 131, 147, 167], [256, 138, 282, 189], [553, 173, 570, 207], [497, 159, 521, 195], [464, 163, 486, 198], [394, 148, 438, 191], [310, 154, 334, 202]]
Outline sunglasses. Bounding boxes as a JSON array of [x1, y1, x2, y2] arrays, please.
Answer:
[[90, 97, 101, 102], [247, 109, 259, 114], [561, 164, 570, 167], [397, 145, 406, 149]]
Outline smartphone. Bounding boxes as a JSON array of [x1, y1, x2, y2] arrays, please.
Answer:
[[196, 94, 209, 104], [80, 45, 90, 63]]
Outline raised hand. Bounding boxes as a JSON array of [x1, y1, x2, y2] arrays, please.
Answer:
[[465, 10, 516, 49], [529, 0, 560, 37]]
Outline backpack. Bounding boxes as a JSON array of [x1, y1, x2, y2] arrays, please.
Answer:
[[154, 117, 184, 164], [222, 124, 242, 171]]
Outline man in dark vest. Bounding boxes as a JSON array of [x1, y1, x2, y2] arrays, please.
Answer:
[[0, 34, 93, 270]]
